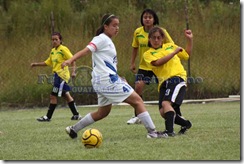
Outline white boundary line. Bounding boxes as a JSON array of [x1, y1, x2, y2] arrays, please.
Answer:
[[78, 95, 240, 107]]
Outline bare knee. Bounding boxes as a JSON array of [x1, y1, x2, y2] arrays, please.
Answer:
[[161, 101, 175, 117], [63, 92, 73, 103], [50, 95, 57, 104], [124, 92, 146, 115], [91, 105, 112, 121], [127, 93, 143, 109], [162, 101, 171, 109], [135, 81, 145, 96]]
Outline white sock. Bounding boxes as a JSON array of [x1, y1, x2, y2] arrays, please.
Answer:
[[73, 113, 95, 132], [137, 111, 156, 133]]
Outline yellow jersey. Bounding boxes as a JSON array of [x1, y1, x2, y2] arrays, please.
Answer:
[[143, 43, 189, 91], [132, 26, 174, 70], [44, 45, 73, 83]]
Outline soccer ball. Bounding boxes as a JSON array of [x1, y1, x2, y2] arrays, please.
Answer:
[[81, 128, 103, 148]]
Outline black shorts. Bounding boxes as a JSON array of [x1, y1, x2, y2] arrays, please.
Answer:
[[135, 69, 158, 85], [158, 76, 186, 109], [51, 73, 71, 97]]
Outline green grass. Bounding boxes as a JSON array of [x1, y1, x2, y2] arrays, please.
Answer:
[[0, 101, 240, 160]]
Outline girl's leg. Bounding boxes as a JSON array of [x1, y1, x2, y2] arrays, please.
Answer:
[[124, 91, 167, 138], [64, 92, 80, 118], [46, 95, 58, 119], [37, 94, 58, 121], [126, 80, 145, 124], [161, 101, 175, 135], [124, 91, 156, 132], [66, 104, 112, 138], [134, 80, 145, 99]]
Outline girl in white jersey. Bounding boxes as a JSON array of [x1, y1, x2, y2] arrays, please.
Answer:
[[62, 14, 167, 139]]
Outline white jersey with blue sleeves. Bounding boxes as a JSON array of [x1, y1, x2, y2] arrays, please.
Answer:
[[87, 33, 118, 79]]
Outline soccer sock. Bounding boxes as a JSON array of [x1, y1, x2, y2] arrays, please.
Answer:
[[164, 111, 175, 133], [68, 101, 79, 115], [73, 113, 95, 133], [175, 114, 188, 126], [172, 103, 182, 116], [137, 111, 156, 133], [46, 103, 57, 119]]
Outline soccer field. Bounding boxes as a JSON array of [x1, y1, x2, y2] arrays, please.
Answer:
[[0, 101, 240, 160]]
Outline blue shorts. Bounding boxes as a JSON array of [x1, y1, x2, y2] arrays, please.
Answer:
[[158, 76, 186, 109], [51, 73, 71, 97]]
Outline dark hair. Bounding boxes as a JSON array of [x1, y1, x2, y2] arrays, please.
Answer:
[[95, 14, 118, 36], [141, 9, 159, 26], [148, 26, 164, 47], [52, 32, 62, 44]]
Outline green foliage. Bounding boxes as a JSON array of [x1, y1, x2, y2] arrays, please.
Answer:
[[0, 102, 240, 160], [0, 0, 240, 107]]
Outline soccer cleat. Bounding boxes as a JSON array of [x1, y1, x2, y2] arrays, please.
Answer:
[[127, 116, 141, 124], [65, 126, 77, 139], [147, 131, 168, 138], [71, 114, 82, 120], [178, 120, 192, 135], [37, 116, 50, 122], [161, 130, 176, 137]]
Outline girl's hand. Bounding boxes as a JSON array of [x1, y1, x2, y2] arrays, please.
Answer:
[[185, 29, 193, 39], [175, 47, 183, 54], [61, 60, 71, 69], [130, 64, 136, 74], [71, 71, 76, 77], [30, 63, 36, 67]]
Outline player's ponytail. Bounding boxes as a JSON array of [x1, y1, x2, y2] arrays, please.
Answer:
[[95, 14, 117, 36]]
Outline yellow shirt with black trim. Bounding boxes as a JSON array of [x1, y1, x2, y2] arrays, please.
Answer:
[[44, 45, 73, 83], [143, 43, 189, 91], [132, 26, 174, 70]]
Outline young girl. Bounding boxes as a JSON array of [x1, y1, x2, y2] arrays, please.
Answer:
[[31, 32, 81, 121], [143, 27, 193, 136], [62, 14, 167, 139], [127, 8, 174, 124]]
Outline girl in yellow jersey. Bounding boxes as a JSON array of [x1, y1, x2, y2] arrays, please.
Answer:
[[144, 27, 193, 136], [127, 9, 174, 124], [31, 32, 81, 122]]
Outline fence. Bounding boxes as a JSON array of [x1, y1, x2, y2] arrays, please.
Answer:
[[0, 0, 240, 108]]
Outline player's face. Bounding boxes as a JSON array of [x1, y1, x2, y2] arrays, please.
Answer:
[[104, 18, 119, 38], [143, 12, 154, 27], [149, 31, 163, 49], [52, 35, 61, 48]]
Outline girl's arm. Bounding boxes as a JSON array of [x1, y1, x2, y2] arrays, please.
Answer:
[[31, 62, 47, 67], [71, 61, 76, 77], [151, 29, 193, 66], [151, 47, 183, 66], [62, 47, 91, 68], [184, 29, 193, 56]]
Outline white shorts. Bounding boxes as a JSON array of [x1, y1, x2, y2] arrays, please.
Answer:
[[92, 76, 134, 107]]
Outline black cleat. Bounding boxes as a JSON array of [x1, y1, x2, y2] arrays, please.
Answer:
[[37, 116, 50, 122], [71, 114, 82, 120], [178, 120, 192, 135], [65, 126, 77, 139], [161, 130, 176, 137]]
